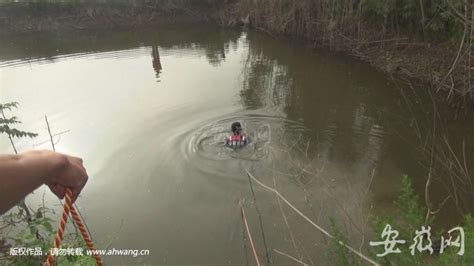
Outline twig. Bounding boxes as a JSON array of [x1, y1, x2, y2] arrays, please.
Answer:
[[272, 165, 302, 261], [321, 187, 363, 234], [273, 249, 308, 266], [430, 195, 452, 215], [246, 168, 272, 265], [462, 139, 472, 188], [425, 92, 437, 225], [45, 116, 55, 151], [365, 169, 376, 195], [33, 130, 70, 147], [443, 136, 470, 183], [437, 4, 468, 92], [359, 169, 376, 253], [296, 239, 315, 266], [359, 205, 373, 253]]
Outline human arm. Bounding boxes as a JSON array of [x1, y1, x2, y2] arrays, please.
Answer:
[[0, 150, 88, 214]]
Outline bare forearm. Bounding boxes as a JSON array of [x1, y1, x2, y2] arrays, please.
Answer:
[[0, 150, 67, 214]]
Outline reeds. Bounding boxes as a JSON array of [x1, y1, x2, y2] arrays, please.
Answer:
[[226, 0, 474, 100]]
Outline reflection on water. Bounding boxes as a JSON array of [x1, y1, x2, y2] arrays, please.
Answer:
[[0, 24, 241, 68], [1, 24, 473, 265], [151, 45, 162, 79]]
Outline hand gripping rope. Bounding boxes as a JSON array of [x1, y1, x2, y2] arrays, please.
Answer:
[[44, 188, 103, 266]]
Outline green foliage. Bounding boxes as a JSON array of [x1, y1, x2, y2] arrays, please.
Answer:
[[0, 102, 38, 142], [0, 102, 19, 111], [436, 214, 474, 265], [370, 175, 424, 265], [370, 214, 398, 265], [328, 217, 357, 266], [0, 117, 21, 125], [394, 175, 425, 233], [1, 205, 53, 265], [361, 0, 464, 41], [423, 1, 464, 41], [0, 125, 38, 139], [369, 175, 472, 265], [1, 205, 96, 265]]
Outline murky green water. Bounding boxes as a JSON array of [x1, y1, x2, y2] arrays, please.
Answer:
[[1, 25, 473, 264]]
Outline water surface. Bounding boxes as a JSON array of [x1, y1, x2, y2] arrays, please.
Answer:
[[1, 25, 473, 265]]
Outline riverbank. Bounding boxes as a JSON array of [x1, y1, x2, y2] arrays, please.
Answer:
[[1, 1, 472, 104], [0, 2, 214, 33], [215, 0, 473, 106]]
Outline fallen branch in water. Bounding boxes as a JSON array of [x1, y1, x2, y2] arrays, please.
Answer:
[[244, 168, 379, 266]]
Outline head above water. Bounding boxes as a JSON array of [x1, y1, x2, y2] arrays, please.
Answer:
[[231, 122, 242, 135]]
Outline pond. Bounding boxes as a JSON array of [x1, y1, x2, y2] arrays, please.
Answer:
[[1, 24, 473, 264]]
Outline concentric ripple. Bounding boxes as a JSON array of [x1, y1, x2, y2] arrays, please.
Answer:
[[177, 112, 309, 176]]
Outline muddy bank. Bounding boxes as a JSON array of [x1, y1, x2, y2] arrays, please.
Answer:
[[216, 0, 473, 105], [0, 2, 216, 34]]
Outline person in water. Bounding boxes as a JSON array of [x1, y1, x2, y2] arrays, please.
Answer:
[[226, 122, 248, 147]]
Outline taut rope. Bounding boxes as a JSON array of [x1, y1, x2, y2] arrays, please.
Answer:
[[44, 188, 102, 266]]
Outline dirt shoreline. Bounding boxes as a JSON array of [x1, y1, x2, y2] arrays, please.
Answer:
[[0, 2, 214, 34], [1, 2, 471, 106]]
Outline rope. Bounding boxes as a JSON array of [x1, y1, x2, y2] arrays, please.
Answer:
[[241, 206, 260, 266], [44, 188, 103, 266]]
